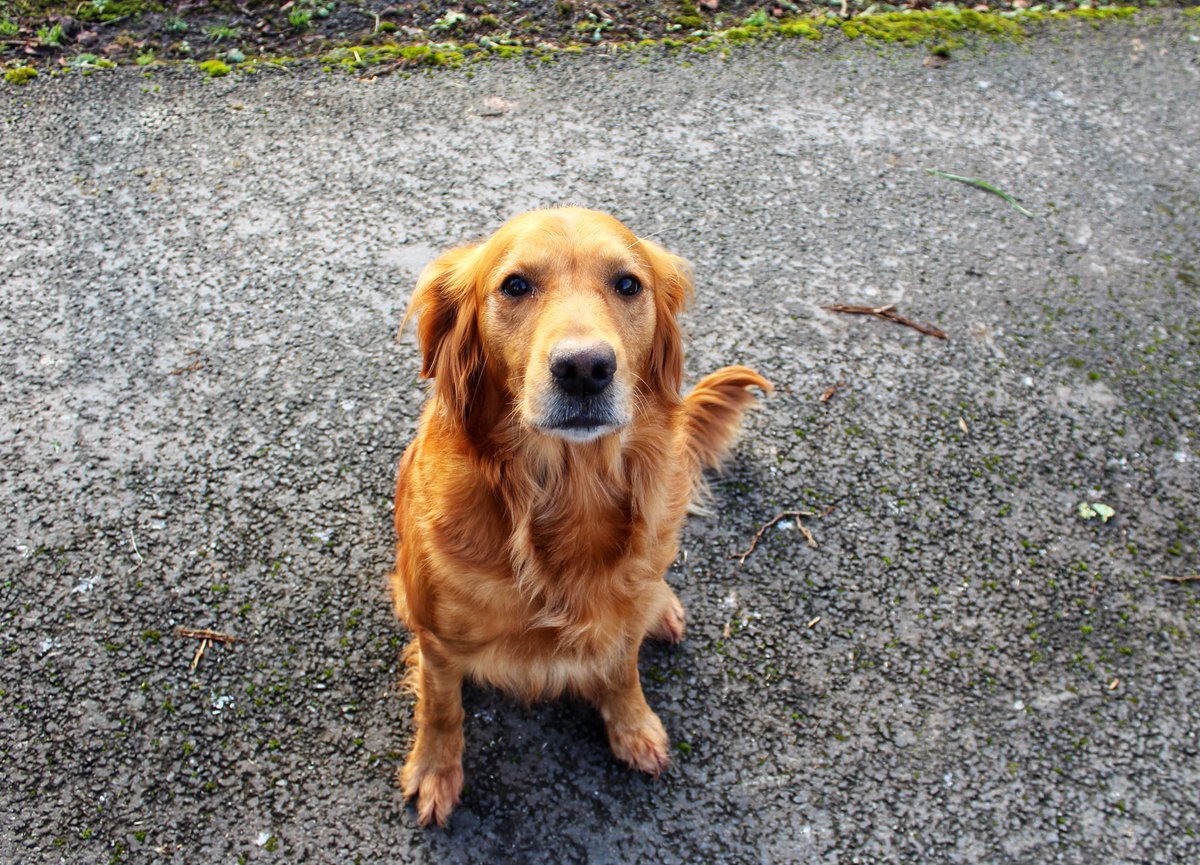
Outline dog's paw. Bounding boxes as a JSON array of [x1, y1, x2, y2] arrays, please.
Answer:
[[399, 759, 463, 827], [648, 594, 686, 644], [608, 712, 670, 777]]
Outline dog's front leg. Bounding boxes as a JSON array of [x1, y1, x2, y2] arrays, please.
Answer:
[[589, 649, 670, 776], [399, 634, 465, 827]]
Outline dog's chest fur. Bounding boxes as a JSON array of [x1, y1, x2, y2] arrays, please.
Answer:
[[421, 435, 683, 694]]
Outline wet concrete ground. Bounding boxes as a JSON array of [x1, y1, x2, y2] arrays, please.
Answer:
[[2, 16, 1198, 864]]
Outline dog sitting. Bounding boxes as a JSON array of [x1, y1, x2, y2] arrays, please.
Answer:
[[389, 207, 770, 826]]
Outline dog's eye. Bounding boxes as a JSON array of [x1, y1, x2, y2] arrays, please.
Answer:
[[501, 275, 531, 298], [614, 275, 641, 297]]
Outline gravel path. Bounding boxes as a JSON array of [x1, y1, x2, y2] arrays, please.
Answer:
[[2, 18, 1198, 864]]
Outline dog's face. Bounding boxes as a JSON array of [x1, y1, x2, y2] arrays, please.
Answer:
[[408, 208, 693, 442]]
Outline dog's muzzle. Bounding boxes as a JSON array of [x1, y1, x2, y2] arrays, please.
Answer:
[[538, 342, 626, 441]]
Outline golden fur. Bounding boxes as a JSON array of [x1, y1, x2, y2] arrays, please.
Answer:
[[389, 208, 770, 826]]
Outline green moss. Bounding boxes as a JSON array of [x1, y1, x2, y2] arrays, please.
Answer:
[[76, 0, 163, 23], [674, 0, 705, 29], [721, 26, 756, 43], [198, 58, 231, 77], [323, 42, 467, 72], [487, 43, 525, 58], [4, 66, 38, 85], [779, 20, 822, 40], [1016, 6, 1139, 25], [840, 9, 1024, 45]]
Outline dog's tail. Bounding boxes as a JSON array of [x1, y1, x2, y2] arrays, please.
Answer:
[[684, 365, 772, 472]]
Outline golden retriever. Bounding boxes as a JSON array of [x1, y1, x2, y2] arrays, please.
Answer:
[[389, 207, 770, 826]]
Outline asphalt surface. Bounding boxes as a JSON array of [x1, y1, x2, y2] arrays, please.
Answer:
[[2, 16, 1199, 864]]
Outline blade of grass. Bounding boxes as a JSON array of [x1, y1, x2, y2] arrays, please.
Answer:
[[927, 169, 1033, 218]]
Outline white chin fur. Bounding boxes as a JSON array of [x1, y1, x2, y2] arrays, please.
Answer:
[[540, 424, 620, 444]]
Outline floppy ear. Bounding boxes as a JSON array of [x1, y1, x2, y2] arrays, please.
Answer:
[[638, 237, 694, 397], [402, 244, 484, 419]]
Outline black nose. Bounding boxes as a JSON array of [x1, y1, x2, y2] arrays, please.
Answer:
[[550, 344, 617, 397]]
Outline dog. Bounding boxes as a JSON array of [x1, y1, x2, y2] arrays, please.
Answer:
[[389, 207, 770, 826]]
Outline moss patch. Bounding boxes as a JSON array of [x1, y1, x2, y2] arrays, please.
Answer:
[[779, 20, 823, 40], [1017, 6, 1140, 24], [197, 58, 231, 77], [840, 9, 1025, 44], [322, 42, 468, 72], [4, 65, 38, 85]]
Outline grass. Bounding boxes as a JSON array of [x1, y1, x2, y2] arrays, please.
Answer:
[[927, 169, 1035, 218]]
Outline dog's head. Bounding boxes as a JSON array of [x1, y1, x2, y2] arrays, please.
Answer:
[[406, 208, 692, 443]]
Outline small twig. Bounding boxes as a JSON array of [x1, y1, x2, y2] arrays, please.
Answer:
[[177, 627, 244, 644], [1158, 575, 1200, 583], [819, 382, 842, 403], [731, 509, 821, 565], [190, 639, 210, 673], [825, 303, 947, 340], [129, 529, 143, 564], [168, 351, 204, 375], [359, 58, 404, 80], [806, 616, 821, 629]]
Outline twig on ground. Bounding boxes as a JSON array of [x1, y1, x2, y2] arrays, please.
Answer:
[[1158, 575, 1200, 583], [796, 521, 818, 549], [177, 627, 244, 644], [190, 639, 210, 673], [825, 303, 947, 340], [129, 529, 143, 565], [731, 508, 826, 565], [169, 350, 203, 375], [360, 59, 404, 80], [820, 383, 842, 403]]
